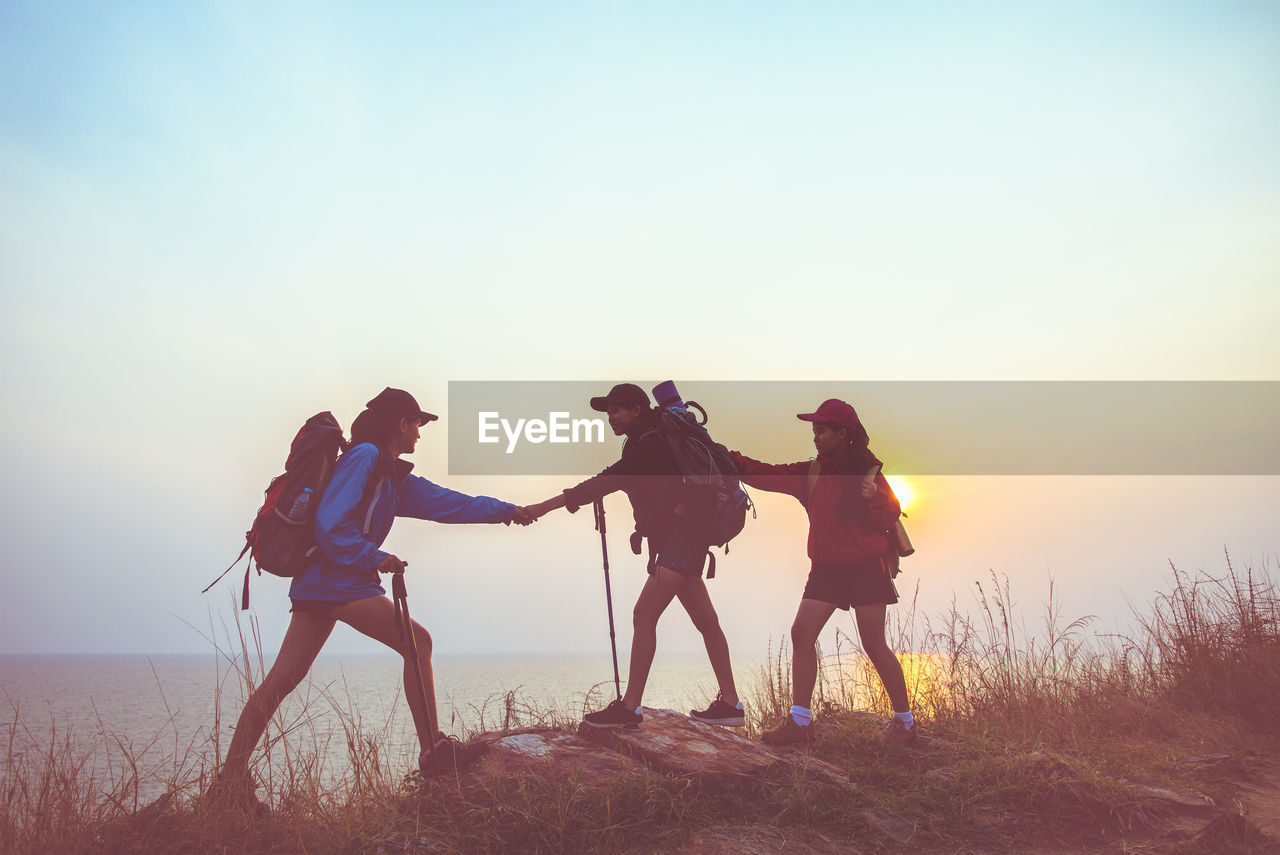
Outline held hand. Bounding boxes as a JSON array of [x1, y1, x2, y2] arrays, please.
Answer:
[[860, 464, 881, 499], [377, 553, 407, 574], [512, 506, 537, 526], [520, 500, 550, 522]]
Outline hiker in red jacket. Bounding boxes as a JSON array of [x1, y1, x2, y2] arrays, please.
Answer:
[[729, 398, 917, 745]]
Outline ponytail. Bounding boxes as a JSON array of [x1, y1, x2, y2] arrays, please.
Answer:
[[821, 420, 880, 520]]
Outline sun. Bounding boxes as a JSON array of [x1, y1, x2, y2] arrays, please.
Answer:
[[885, 475, 916, 513]]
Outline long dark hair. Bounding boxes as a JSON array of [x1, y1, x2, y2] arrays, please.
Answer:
[[349, 408, 402, 453], [820, 420, 880, 519]]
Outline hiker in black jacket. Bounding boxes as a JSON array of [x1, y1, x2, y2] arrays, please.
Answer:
[[527, 383, 745, 728]]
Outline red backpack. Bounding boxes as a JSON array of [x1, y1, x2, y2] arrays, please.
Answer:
[[203, 412, 347, 609]]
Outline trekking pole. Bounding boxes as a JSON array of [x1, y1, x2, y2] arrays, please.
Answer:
[[593, 498, 622, 701], [391, 568, 440, 772]]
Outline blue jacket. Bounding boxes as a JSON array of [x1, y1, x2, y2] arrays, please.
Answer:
[[289, 442, 515, 601]]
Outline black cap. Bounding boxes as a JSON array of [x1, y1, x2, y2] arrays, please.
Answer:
[[366, 387, 438, 425], [589, 383, 650, 412]]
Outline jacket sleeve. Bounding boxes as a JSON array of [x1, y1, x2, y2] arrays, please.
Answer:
[[396, 475, 516, 524], [314, 443, 387, 572], [727, 451, 809, 501], [562, 432, 667, 510], [561, 472, 624, 510]]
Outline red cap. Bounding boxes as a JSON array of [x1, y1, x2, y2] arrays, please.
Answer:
[[797, 398, 862, 431]]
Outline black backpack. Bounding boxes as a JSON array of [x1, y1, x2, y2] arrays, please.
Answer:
[[646, 402, 752, 578], [203, 412, 347, 609]]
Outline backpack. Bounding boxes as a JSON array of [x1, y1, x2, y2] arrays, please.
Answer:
[[646, 402, 752, 578], [202, 412, 347, 609], [806, 460, 914, 578]]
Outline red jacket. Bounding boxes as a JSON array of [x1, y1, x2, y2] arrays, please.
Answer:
[[729, 450, 900, 566]]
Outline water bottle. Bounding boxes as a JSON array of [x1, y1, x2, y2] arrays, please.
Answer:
[[289, 487, 314, 523]]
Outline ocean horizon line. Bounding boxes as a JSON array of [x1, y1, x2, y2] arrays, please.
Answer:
[[0, 650, 749, 661]]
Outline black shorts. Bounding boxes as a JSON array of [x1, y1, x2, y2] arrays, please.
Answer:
[[290, 598, 354, 620], [802, 558, 899, 610], [646, 533, 711, 578]]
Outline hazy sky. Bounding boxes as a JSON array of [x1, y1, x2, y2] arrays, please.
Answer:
[[2, 1, 1277, 662]]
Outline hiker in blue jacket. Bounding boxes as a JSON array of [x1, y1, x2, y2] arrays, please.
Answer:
[[526, 383, 745, 730], [214, 388, 535, 809]]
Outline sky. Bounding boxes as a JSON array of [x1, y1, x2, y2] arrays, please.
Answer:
[[1, 1, 1277, 665]]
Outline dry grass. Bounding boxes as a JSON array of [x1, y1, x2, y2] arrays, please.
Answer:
[[3, 553, 1277, 853]]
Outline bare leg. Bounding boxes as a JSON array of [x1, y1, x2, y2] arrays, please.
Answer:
[[853, 603, 910, 712], [790, 599, 839, 709], [620, 568, 680, 710], [221, 611, 335, 781], [332, 595, 438, 750], [674, 572, 739, 706]]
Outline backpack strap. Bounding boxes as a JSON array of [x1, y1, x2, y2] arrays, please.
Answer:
[[360, 451, 393, 537], [241, 559, 254, 610], [201, 541, 250, 597]]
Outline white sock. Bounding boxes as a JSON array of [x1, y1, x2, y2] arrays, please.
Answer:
[[894, 709, 915, 730], [634, 705, 642, 715], [790, 705, 812, 727]]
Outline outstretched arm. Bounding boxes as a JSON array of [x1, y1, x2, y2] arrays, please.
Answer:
[[397, 476, 517, 525], [727, 450, 810, 501], [527, 431, 666, 519], [526, 472, 621, 519], [526, 492, 569, 520]]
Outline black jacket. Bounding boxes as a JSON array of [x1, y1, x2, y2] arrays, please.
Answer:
[[562, 421, 684, 538]]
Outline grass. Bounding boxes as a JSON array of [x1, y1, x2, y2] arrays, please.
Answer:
[[3, 552, 1278, 854]]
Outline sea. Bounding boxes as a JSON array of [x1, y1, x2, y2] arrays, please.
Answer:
[[0, 653, 753, 802]]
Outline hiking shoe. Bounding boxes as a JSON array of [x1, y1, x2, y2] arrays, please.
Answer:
[[881, 718, 920, 746], [689, 695, 746, 727], [761, 716, 816, 745], [582, 699, 643, 729], [419, 733, 487, 777]]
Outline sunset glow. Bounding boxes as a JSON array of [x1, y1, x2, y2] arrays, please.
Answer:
[[0, 1, 1275, 661], [887, 475, 916, 514]]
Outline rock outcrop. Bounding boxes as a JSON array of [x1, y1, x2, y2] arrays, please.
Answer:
[[462, 707, 914, 848], [468, 727, 654, 790], [573, 707, 855, 792], [435, 714, 1280, 853]]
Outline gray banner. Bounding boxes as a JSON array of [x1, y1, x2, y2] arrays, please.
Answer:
[[447, 381, 1280, 476]]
